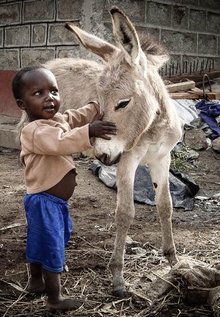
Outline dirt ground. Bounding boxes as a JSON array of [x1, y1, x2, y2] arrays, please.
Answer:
[[0, 145, 219, 317]]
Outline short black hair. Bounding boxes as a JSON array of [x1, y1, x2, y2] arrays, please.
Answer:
[[12, 65, 46, 100]]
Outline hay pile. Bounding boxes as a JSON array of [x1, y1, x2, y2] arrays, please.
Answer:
[[1, 232, 219, 317]]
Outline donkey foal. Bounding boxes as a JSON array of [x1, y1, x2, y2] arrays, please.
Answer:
[[45, 6, 182, 297]]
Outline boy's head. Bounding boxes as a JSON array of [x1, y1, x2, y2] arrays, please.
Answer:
[[12, 66, 61, 121]]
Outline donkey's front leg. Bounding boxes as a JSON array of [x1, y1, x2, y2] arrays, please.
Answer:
[[149, 153, 178, 266], [109, 157, 138, 298]]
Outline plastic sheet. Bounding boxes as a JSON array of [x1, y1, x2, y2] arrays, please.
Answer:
[[90, 161, 200, 211]]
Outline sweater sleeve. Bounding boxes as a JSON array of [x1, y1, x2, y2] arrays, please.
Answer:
[[21, 122, 92, 156], [63, 102, 103, 128]]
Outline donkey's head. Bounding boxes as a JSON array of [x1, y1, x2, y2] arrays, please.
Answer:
[[66, 7, 169, 165]]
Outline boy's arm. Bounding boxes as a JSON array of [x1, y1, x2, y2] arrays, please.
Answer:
[[63, 101, 103, 128], [21, 122, 92, 156]]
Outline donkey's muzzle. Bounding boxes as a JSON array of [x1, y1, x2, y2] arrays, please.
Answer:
[[96, 153, 121, 166]]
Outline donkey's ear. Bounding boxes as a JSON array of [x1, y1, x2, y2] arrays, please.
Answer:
[[65, 23, 120, 62], [110, 7, 141, 64]]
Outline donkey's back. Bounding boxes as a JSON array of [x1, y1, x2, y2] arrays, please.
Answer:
[[45, 58, 103, 111]]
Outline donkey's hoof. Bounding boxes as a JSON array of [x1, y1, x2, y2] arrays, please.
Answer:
[[164, 248, 178, 267], [169, 255, 179, 267], [113, 288, 128, 298]]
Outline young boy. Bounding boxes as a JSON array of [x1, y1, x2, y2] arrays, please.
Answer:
[[12, 65, 117, 311]]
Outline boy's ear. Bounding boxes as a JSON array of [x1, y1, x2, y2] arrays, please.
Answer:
[[16, 99, 25, 110]]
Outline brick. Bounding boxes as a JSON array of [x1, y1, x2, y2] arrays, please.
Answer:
[[102, 22, 117, 43], [182, 0, 199, 6], [32, 24, 47, 46], [189, 9, 206, 32], [48, 23, 77, 45], [5, 26, 30, 47], [0, 28, 3, 47], [0, 49, 19, 70], [78, 48, 99, 61], [206, 12, 220, 34], [137, 26, 160, 43], [219, 37, 220, 55], [199, 0, 220, 11], [57, 46, 81, 58], [57, 0, 82, 20], [23, 0, 55, 22], [0, 125, 19, 149], [103, 0, 146, 23], [172, 5, 189, 29], [21, 48, 55, 67], [161, 30, 197, 54], [158, 0, 181, 3], [147, 2, 172, 27], [198, 34, 217, 55], [0, 3, 21, 26]]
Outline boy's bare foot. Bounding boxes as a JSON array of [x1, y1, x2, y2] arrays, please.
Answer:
[[47, 297, 83, 311]]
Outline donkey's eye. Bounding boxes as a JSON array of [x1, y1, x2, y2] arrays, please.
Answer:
[[115, 99, 131, 111]]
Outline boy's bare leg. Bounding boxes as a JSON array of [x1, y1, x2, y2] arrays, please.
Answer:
[[28, 263, 45, 293], [43, 269, 81, 311]]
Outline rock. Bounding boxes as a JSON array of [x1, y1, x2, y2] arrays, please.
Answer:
[[184, 128, 208, 150], [212, 137, 220, 153]]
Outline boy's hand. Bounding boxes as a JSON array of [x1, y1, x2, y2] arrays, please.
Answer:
[[89, 120, 117, 140]]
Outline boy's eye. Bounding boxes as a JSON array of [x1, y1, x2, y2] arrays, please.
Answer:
[[52, 90, 58, 95], [34, 91, 41, 96]]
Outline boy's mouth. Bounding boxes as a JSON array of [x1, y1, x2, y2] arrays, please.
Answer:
[[44, 105, 55, 112]]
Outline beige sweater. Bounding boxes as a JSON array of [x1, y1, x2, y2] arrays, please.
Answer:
[[20, 102, 101, 194]]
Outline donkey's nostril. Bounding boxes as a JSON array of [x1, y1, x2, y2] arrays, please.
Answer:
[[98, 153, 109, 165], [97, 153, 121, 166]]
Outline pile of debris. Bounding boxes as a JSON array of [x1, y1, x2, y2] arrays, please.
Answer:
[[165, 72, 220, 153], [165, 70, 220, 100]]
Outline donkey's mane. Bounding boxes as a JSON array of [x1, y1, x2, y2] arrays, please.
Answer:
[[139, 33, 168, 57]]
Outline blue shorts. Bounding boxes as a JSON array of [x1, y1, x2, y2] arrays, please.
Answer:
[[24, 192, 73, 273]]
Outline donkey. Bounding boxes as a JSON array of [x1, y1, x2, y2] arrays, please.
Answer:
[[45, 7, 182, 297]]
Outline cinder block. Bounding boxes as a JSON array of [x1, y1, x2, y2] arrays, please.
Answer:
[[189, 9, 206, 32], [57, 0, 81, 20], [103, 0, 145, 23], [206, 12, 220, 34], [182, 0, 199, 6], [23, 0, 55, 22], [32, 24, 47, 46], [0, 49, 19, 70], [21, 48, 55, 67], [161, 30, 197, 54], [0, 116, 20, 150], [0, 28, 3, 47], [199, 0, 220, 11], [137, 26, 160, 43], [5, 26, 30, 47], [0, 3, 21, 26], [147, 2, 172, 27], [172, 5, 188, 29], [57, 46, 81, 58], [198, 34, 217, 55], [0, 125, 20, 149], [48, 24, 77, 45]]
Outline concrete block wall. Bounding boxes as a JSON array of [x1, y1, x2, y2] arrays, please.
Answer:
[[0, 0, 219, 74]]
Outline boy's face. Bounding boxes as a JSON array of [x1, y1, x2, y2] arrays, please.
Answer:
[[17, 68, 61, 121]]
